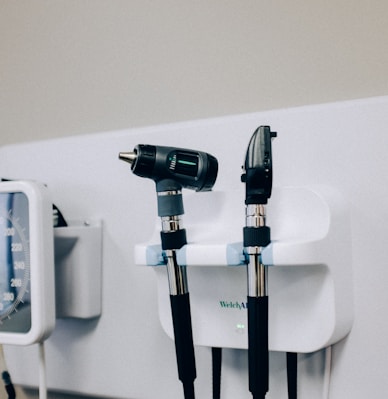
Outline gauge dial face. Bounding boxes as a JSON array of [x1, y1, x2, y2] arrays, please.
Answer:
[[0, 192, 31, 333]]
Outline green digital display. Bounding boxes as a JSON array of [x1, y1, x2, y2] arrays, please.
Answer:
[[168, 151, 199, 177]]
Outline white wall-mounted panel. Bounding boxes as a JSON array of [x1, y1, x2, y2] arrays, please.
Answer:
[[0, 96, 387, 398], [137, 185, 353, 353]]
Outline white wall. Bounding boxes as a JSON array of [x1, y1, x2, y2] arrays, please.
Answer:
[[1, 1, 388, 146], [2, 96, 387, 399]]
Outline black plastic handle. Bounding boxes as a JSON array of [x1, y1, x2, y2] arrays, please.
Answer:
[[248, 296, 269, 399], [170, 293, 197, 398]]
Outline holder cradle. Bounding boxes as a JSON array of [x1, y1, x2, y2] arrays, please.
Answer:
[[135, 185, 353, 353]]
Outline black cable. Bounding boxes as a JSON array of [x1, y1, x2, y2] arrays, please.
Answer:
[[286, 352, 298, 399], [211, 347, 222, 399], [52, 204, 67, 227], [2, 371, 16, 399], [183, 381, 195, 399]]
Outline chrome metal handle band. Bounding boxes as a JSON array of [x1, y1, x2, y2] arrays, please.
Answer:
[[161, 215, 183, 232], [157, 190, 182, 196], [246, 204, 266, 227], [247, 251, 267, 297], [245, 203, 268, 297], [165, 249, 189, 295]]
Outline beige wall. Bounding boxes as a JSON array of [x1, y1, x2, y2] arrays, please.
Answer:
[[1, 1, 388, 147], [1, 1, 388, 398]]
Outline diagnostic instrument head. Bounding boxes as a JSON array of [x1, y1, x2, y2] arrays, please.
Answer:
[[119, 144, 218, 193], [241, 126, 277, 205]]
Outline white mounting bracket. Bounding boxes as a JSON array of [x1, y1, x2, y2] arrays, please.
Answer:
[[135, 185, 353, 353], [54, 220, 102, 319]]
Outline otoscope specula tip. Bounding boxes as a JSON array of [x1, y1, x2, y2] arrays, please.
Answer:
[[119, 151, 137, 165]]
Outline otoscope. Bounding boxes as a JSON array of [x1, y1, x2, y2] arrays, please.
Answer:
[[241, 126, 276, 399], [119, 144, 218, 399]]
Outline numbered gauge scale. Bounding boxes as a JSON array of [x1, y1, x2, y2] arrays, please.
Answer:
[[0, 181, 55, 345]]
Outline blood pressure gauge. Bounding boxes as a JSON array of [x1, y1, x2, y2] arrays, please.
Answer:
[[0, 180, 55, 345]]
